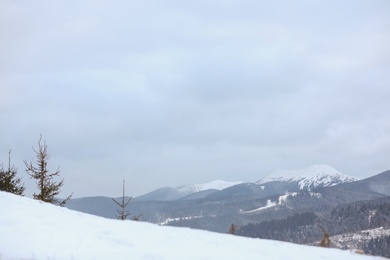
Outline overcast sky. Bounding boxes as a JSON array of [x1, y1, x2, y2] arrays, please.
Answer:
[[1, 0, 390, 198]]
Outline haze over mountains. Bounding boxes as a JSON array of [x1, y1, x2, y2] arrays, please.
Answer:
[[134, 165, 356, 201], [64, 165, 390, 257], [135, 180, 243, 201], [137, 165, 356, 203], [66, 165, 359, 221], [256, 165, 358, 189]]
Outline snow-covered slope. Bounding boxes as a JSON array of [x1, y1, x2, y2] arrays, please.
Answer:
[[0, 191, 377, 260], [136, 180, 243, 201], [177, 180, 243, 194], [256, 165, 358, 190]]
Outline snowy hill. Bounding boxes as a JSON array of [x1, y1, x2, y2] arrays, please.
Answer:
[[177, 180, 243, 193], [256, 165, 358, 190], [0, 191, 378, 260], [135, 166, 355, 202], [136, 180, 242, 201]]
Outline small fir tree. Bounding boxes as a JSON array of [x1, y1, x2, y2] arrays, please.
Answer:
[[112, 180, 132, 220], [112, 180, 141, 221], [0, 150, 25, 195], [24, 135, 72, 206]]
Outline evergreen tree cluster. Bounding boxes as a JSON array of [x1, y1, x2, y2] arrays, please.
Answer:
[[237, 212, 318, 243], [0, 150, 25, 195], [237, 197, 390, 257], [0, 135, 72, 206], [363, 235, 390, 258], [324, 198, 390, 235]]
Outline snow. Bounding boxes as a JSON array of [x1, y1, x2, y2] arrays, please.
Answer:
[[278, 192, 298, 204], [241, 192, 298, 214], [368, 210, 377, 225], [176, 180, 243, 195], [159, 215, 206, 225], [0, 191, 379, 260], [199, 179, 243, 190], [175, 183, 201, 195], [256, 165, 358, 189], [241, 199, 277, 213], [319, 227, 390, 251], [309, 192, 322, 198]]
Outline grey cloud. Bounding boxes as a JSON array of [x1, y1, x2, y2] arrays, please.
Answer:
[[1, 0, 390, 197]]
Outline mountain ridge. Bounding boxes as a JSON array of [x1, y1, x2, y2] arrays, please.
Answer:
[[135, 180, 243, 201], [256, 165, 358, 190], [64, 168, 390, 258], [135, 165, 355, 202]]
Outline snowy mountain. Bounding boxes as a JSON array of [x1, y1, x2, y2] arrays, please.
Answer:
[[136, 180, 243, 201], [66, 165, 362, 224], [179, 180, 243, 192], [0, 191, 378, 260], [62, 169, 390, 258], [256, 165, 358, 190], [133, 186, 185, 201], [134, 165, 355, 202]]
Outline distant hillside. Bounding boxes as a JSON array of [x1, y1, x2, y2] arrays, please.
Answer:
[[135, 180, 243, 201], [323, 170, 390, 197], [66, 165, 366, 225], [236, 196, 390, 258], [257, 165, 358, 190], [66, 168, 390, 246], [165, 170, 390, 234], [133, 165, 356, 203]]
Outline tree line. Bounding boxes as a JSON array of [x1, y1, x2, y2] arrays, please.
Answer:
[[1, 135, 138, 220], [363, 235, 390, 258], [235, 197, 390, 257], [0, 135, 72, 206]]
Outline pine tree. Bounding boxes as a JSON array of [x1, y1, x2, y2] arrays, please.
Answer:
[[0, 150, 25, 195], [24, 135, 72, 206], [112, 180, 141, 220], [112, 180, 132, 220]]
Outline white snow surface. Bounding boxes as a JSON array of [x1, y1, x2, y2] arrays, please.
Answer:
[[241, 199, 277, 214], [0, 191, 379, 260], [176, 180, 243, 195], [199, 179, 243, 190], [256, 165, 358, 189], [241, 193, 298, 214]]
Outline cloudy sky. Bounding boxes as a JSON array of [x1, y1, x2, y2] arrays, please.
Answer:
[[1, 0, 390, 198]]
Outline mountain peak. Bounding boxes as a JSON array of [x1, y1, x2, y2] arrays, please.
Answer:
[[198, 180, 244, 191], [256, 165, 358, 190], [176, 180, 243, 194], [136, 180, 243, 201]]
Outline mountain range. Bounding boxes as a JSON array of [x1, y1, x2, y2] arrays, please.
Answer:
[[65, 165, 390, 257], [135, 180, 243, 201], [66, 165, 359, 221], [256, 164, 358, 189], [135, 165, 357, 201]]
